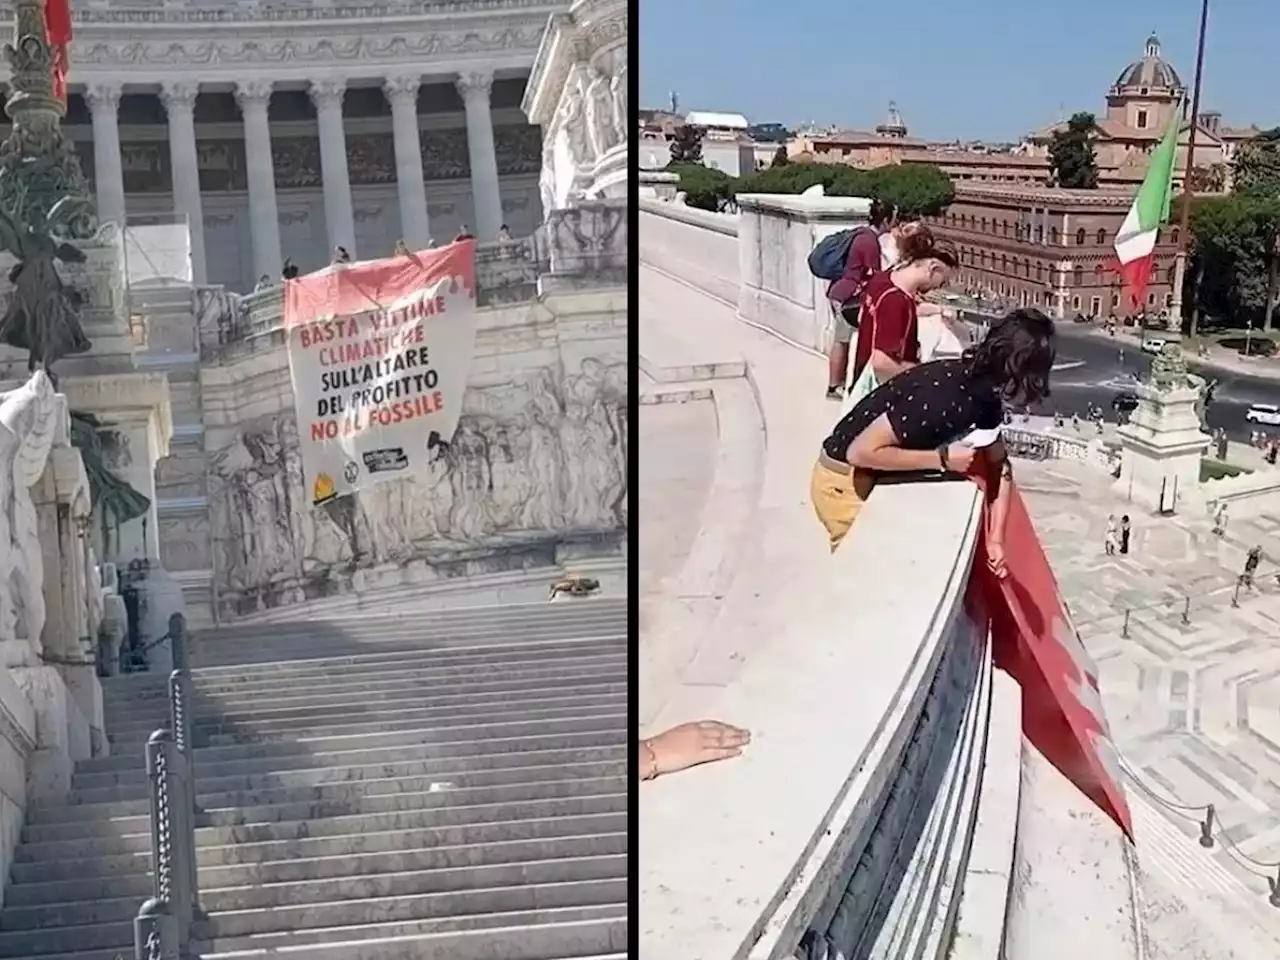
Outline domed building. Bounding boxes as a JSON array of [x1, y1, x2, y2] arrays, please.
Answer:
[[1025, 33, 1260, 190]]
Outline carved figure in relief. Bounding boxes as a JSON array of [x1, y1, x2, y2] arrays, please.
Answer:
[[448, 420, 493, 539], [610, 63, 628, 143], [539, 136, 557, 221], [585, 68, 619, 159], [559, 72, 593, 168], [0, 372, 58, 646]]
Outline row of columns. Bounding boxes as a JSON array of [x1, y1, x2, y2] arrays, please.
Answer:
[[83, 72, 507, 284]]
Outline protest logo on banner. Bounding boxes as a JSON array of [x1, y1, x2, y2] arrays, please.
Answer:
[[283, 241, 478, 505]]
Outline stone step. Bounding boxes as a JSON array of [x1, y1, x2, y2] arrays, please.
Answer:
[[103, 648, 626, 716], [17, 787, 627, 864], [102, 666, 628, 729], [29, 755, 624, 826], [3, 850, 626, 928], [186, 625, 628, 667], [0, 897, 626, 958], [94, 698, 623, 766], [75, 714, 627, 790], [7, 829, 627, 907], [68, 733, 626, 806], [117, 636, 627, 695], [190, 600, 627, 645], [22, 771, 624, 845], [197, 910, 627, 960], [106, 686, 629, 750], [13, 810, 626, 884]]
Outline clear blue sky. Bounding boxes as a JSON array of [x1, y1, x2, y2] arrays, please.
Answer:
[[638, 0, 1276, 142]]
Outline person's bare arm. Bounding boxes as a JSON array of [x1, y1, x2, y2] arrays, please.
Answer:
[[869, 349, 913, 381], [984, 440, 1013, 578], [846, 413, 973, 473]]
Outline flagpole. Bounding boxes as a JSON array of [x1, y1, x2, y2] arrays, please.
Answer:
[[1171, 0, 1209, 337]]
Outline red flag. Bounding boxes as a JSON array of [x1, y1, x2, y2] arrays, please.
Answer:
[[969, 460, 1134, 838], [44, 0, 72, 105]]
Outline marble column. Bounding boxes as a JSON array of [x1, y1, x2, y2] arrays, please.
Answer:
[[309, 78, 357, 258], [159, 81, 207, 284], [234, 79, 283, 282], [383, 74, 431, 250], [84, 82, 126, 230], [455, 71, 503, 240]]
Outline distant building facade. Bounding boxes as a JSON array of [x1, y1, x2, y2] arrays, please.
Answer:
[[926, 183, 1180, 319], [788, 35, 1261, 193]]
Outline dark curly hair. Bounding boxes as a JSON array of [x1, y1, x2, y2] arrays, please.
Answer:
[[964, 308, 1056, 406]]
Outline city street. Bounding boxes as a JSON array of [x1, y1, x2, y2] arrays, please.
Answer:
[[1034, 324, 1280, 440]]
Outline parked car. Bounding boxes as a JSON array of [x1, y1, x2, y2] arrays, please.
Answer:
[[1246, 403, 1280, 426], [1141, 337, 1167, 355]]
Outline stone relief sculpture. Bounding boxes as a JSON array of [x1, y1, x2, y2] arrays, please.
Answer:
[[207, 358, 629, 599], [0, 371, 58, 645], [559, 71, 593, 169], [610, 63, 628, 143], [584, 67, 618, 158]]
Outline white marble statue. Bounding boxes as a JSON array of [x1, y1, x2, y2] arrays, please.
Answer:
[[609, 62, 627, 143], [0, 372, 60, 647], [585, 67, 618, 158], [559, 71, 593, 167]]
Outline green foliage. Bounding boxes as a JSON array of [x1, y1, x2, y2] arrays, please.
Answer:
[[669, 125, 704, 165], [1186, 191, 1280, 328], [1048, 112, 1100, 189], [732, 162, 954, 218], [1232, 129, 1280, 197], [666, 162, 734, 212]]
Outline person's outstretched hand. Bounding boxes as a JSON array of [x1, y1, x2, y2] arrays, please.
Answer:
[[642, 720, 751, 780]]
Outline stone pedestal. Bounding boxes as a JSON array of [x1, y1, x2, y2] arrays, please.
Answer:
[[61, 373, 173, 563], [1114, 379, 1211, 513], [735, 191, 872, 352]]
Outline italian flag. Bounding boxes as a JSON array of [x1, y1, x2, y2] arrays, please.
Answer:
[[1112, 112, 1179, 310]]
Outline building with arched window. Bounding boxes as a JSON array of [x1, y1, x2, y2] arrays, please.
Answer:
[[925, 182, 1179, 320]]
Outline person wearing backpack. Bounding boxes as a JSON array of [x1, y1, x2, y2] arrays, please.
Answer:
[[810, 199, 896, 401]]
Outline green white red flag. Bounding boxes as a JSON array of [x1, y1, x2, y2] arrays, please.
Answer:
[[1112, 111, 1180, 310]]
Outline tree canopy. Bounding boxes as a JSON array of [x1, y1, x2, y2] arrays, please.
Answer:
[[666, 162, 734, 212], [732, 162, 954, 218], [1048, 112, 1100, 189], [1184, 129, 1280, 331], [1231, 128, 1280, 198]]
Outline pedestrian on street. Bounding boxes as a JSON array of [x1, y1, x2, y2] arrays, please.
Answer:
[[1105, 514, 1118, 556], [1213, 502, 1229, 537], [1120, 515, 1132, 555], [1244, 545, 1263, 590]]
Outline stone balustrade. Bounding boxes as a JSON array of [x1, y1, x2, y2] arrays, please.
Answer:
[[639, 191, 1147, 959]]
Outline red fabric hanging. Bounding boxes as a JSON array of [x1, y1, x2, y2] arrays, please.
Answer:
[[44, 0, 72, 105]]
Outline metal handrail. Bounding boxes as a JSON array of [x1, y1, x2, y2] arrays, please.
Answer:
[[133, 618, 201, 958]]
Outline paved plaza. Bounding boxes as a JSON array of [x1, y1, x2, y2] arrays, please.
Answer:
[[1017, 456, 1280, 952]]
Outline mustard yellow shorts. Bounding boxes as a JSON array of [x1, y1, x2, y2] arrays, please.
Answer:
[[810, 456, 876, 552]]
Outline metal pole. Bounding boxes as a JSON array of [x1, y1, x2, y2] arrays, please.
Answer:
[[1122, 609, 1131, 638], [1199, 803, 1215, 847], [1182, 596, 1191, 625], [1171, 0, 1210, 337], [145, 730, 192, 952], [133, 897, 179, 960], [1232, 577, 1242, 607]]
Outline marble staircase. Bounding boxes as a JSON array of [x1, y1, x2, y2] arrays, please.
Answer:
[[0, 598, 629, 960]]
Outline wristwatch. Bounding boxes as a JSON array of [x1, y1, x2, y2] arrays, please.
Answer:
[[937, 445, 951, 472]]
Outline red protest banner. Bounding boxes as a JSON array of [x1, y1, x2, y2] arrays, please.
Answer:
[[969, 460, 1134, 839]]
